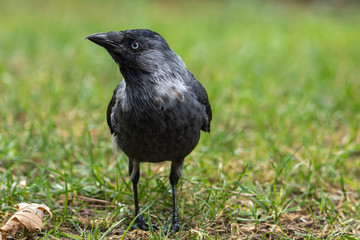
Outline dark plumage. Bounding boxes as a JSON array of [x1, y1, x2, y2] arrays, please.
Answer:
[[87, 29, 212, 233]]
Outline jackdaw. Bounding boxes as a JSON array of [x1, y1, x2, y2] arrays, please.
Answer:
[[86, 29, 212, 233]]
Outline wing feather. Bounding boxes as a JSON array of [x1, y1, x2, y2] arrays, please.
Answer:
[[106, 81, 126, 134], [186, 71, 212, 132]]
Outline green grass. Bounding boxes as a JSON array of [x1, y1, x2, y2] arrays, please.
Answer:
[[1, 0, 360, 239]]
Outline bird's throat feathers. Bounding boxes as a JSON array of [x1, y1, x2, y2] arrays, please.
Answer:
[[117, 67, 189, 132]]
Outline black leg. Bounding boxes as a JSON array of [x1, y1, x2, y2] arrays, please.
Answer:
[[165, 159, 184, 234], [128, 159, 158, 231], [132, 178, 150, 231]]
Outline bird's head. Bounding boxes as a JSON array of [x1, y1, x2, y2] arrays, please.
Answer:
[[86, 29, 185, 79]]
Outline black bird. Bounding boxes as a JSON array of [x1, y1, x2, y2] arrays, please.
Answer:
[[86, 29, 212, 233]]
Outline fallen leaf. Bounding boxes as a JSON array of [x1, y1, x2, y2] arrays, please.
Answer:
[[0, 203, 52, 239]]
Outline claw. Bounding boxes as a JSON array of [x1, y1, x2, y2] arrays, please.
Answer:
[[130, 215, 158, 231], [150, 224, 159, 231], [164, 217, 182, 235]]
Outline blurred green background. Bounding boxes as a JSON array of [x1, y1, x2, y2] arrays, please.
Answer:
[[1, 0, 360, 239]]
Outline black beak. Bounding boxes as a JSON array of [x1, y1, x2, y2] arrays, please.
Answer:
[[86, 32, 120, 50]]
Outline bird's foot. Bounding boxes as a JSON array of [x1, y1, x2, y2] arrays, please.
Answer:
[[164, 216, 182, 235], [131, 215, 158, 231]]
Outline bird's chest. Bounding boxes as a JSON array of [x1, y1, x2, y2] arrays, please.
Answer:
[[112, 95, 203, 162]]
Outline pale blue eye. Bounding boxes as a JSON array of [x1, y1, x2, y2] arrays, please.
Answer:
[[131, 42, 139, 49]]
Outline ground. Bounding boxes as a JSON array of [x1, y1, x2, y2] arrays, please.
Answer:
[[0, 0, 360, 239]]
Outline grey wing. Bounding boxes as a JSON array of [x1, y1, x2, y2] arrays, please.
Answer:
[[186, 71, 212, 132], [106, 81, 125, 135], [106, 90, 116, 134]]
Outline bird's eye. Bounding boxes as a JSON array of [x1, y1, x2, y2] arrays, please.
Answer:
[[131, 42, 139, 50]]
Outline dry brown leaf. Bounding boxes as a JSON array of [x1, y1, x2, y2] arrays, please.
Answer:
[[0, 218, 22, 235], [0, 203, 52, 239]]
